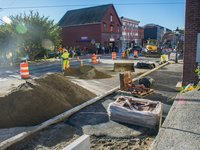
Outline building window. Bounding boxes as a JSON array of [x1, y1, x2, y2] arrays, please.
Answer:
[[110, 14, 113, 22], [103, 23, 107, 32], [110, 25, 114, 32]]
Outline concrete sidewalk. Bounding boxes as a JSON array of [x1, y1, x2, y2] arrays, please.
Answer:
[[152, 90, 200, 150]]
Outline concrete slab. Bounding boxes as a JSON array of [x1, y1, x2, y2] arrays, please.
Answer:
[[152, 90, 200, 150], [62, 135, 90, 150]]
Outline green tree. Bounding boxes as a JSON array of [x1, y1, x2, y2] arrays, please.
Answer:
[[0, 11, 62, 61]]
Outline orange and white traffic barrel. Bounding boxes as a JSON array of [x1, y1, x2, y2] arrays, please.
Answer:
[[134, 50, 138, 58], [91, 54, 97, 64], [112, 52, 117, 60], [20, 62, 29, 79]]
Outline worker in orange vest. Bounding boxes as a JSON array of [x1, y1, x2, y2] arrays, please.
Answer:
[[61, 48, 70, 72]]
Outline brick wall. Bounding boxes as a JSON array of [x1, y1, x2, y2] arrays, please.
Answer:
[[183, 0, 200, 85], [60, 5, 121, 50], [61, 23, 101, 49], [101, 6, 121, 46]]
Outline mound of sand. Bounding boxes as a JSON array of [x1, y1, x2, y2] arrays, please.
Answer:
[[64, 65, 112, 79], [0, 74, 96, 128]]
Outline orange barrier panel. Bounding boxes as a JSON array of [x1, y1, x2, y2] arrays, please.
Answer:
[[91, 54, 97, 64], [121, 52, 125, 59], [20, 62, 29, 79], [134, 50, 138, 58], [112, 52, 117, 60]]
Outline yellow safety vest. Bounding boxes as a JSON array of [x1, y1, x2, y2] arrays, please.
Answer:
[[61, 52, 69, 59]]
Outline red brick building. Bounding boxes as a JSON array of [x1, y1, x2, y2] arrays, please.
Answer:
[[120, 17, 140, 50], [183, 0, 200, 85], [59, 4, 122, 52]]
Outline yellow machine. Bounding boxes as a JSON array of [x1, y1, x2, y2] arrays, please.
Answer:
[[143, 39, 161, 57]]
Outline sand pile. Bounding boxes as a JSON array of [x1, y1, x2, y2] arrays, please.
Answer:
[[0, 74, 96, 128], [64, 65, 112, 79]]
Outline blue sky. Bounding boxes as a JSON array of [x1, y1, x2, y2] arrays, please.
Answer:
[[0, 0, 185, 30]]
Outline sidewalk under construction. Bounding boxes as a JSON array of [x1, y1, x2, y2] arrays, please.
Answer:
[[0, 62, 184, 150]]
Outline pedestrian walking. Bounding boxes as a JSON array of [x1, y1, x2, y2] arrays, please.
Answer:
[[61, 48, 70, 72]]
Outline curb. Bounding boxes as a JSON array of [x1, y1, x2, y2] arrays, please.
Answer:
[[0, 62, 169, 150]]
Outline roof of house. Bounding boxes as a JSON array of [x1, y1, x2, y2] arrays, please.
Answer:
[[59, 4, 113, 27], [120, 16, 140, 24]]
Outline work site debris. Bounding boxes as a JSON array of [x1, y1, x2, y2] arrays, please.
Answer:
[[135, 62, 156, 69], [107, 96, 163, 128], [119, 71, 154, 97], [64, 65, 112, 79], [139, 77, 154, 88], [180, 83, 199, 93], [176, 81, 182, 91]]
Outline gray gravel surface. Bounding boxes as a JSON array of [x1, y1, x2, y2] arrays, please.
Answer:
[[144, 63, 183, 105]]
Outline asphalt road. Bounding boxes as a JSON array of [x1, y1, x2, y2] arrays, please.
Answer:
[[0, 54, 160, 78]]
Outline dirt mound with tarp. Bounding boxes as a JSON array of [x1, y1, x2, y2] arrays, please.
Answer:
[[64, 65, 112, 79], [0, 74, 96, 128]]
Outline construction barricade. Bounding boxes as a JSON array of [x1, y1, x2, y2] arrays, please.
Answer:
[[91, 54, 97, 64], [112, 52, 117, 60], [20, 62, 29, 79]]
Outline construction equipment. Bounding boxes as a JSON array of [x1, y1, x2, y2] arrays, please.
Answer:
[[143, 39, 161, 57]]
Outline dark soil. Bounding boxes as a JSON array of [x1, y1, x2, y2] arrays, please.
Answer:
[[0, 73, 96, 128], [64, 65, 112, 79], [90, 136, 154, 150]]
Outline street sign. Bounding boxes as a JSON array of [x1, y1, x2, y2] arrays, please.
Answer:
[[91, 39, 95, 45]]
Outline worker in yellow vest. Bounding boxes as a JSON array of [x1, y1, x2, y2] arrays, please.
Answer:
[[61, 48, 70, 72]]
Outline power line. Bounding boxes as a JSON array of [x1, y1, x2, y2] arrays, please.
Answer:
[[0, 2, 185, 10]]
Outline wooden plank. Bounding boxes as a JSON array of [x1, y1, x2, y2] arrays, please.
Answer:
[[119, 73, 125, 90], [131, 89, 154, 98], [117, 89, 154, 98]]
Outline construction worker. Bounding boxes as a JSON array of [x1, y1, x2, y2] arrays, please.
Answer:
[[61, 48, 70, 72]]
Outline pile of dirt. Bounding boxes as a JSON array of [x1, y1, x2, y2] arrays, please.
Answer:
[[64, 65, 112, 79], [0, 73, 96, 128]]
